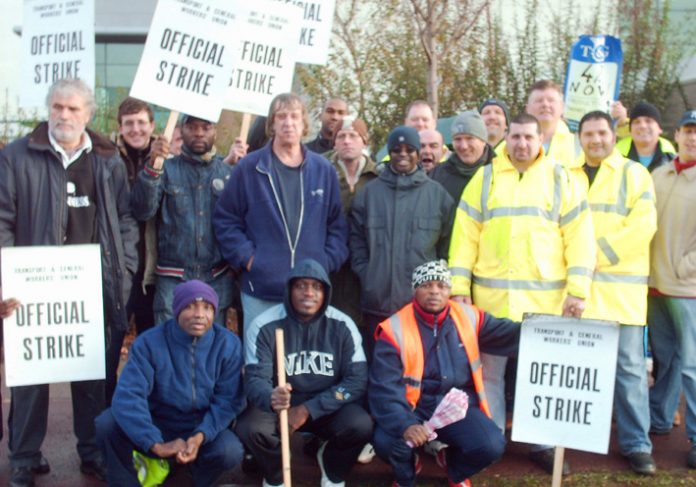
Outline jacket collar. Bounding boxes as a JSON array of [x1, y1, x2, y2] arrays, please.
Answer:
[[27, 122, 118, 158], [166, 317, 215, 348], [571, 148, 624, 171], [255, 139, 307, 174], [378, 163, 429, 188]]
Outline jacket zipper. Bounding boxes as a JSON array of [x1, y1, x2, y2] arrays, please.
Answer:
[[190, 337, 198, 408], [257, 164, 305, 268]]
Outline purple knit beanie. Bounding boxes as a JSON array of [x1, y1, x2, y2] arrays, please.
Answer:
[[172, 280, 219, 319]]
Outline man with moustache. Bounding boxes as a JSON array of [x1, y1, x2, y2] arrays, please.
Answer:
[[568, 110, 657, 475], [131, 115, 232, 324], [0, 78, 138, 486]]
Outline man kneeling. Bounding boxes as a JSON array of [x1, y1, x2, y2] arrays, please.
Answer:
[[237, 259, 373, 487], [370, 260, 520, 487], [96, 280, 245, 487]]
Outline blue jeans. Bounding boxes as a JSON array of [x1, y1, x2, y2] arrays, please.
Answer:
[[241, 292, 280, 333], [648, 295, 696, 442], [154, 274, 232, 326], [481, 353, 507, 433], [373, 407, 505, 487], [614, 325, 652, 454]]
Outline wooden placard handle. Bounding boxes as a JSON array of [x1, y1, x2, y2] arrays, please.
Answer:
[[239, 112, 251, 143], [275, 327, 292, 487], [152, 110, 179, 170]]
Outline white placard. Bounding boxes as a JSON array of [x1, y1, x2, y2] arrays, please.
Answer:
[[273, 0, 335, 65], [224, 1, 302, 116], [130, 0, 238, 122], [1, 245, 105, 387], [511, 314, 619, 454], [20, 0, 95, 108]]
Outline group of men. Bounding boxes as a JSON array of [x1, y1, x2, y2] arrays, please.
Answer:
[[0, 74, 695, 487]]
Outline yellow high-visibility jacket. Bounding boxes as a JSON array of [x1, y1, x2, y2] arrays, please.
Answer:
[[495, 120, 577, 167], [449, 149, 595, 321], [568, 149, 657, 325]]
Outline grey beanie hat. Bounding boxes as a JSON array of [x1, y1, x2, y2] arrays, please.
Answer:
[[451, 110, 487, 142]]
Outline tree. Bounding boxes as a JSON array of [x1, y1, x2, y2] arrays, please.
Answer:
[[404, 0, 491, 118]]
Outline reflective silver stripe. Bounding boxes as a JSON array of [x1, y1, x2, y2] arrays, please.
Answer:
[[598, 236, 620, 265], [567, 266, 594, 277], [480, 162, 562, 223], [389, 315, 409, 367], [470, 357, 482, 371], [487, 206, 556, 220], [478, 389, 488, 403], [480, 165, 493, 221], [638, 191, 654, 200], [559, 201, 588, 226], [458, 200, 483, 222], [403, 376, 421, 387], [450, 267, 472, 279], [590, 203, 630, 216], [590, 162, 634, 216], [593, 272, 648, 284], [473, 276, 566, 290]]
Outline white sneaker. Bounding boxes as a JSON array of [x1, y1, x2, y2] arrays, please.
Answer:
[[317, 441, 345, 487], [357, 443, 376, 464], [262, 479, 284, 487]]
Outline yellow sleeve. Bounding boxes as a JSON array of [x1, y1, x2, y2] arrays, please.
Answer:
[[448, 167, 485, 296], [596, 164, 657, 268], [558, 167, 596, 299]]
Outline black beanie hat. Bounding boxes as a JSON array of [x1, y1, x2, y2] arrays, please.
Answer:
[[629, 102, 661, 127]]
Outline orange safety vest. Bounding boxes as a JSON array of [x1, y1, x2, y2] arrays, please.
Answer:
[[376, 300, 492, 418]]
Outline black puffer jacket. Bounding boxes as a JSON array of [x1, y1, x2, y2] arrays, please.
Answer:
[[0, 122, 139, 331], [349, 166, 454, 316]]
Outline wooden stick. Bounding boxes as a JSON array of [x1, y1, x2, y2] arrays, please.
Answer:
[[239, 112, 252, 143], [152, 110, 179, 170], [551, 446, 564, 487], [276, 328, 292, 487]]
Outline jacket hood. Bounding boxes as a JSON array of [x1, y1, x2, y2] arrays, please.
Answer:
[[283, 258, 332, 323]]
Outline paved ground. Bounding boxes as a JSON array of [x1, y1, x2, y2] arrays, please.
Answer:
[[0, 379, 694, 486]]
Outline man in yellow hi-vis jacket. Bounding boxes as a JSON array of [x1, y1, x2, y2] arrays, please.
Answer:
[[568, 110, 657, 476], [449, 112, 595, 474]]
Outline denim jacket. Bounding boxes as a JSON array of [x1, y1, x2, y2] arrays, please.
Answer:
[[131, 153, 231, 281]]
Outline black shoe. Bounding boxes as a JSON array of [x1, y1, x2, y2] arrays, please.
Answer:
[[529, 449, 570, 476], [31, 456, 50, 475], [80, 459, 107, 482], [626, 452, 656, 475], [688, 446, 696, 469], [9, 466, 35, 487]]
